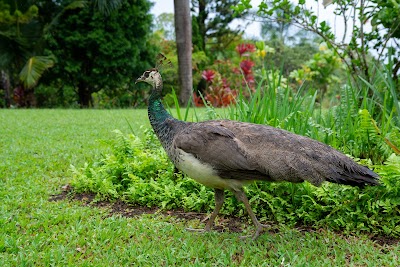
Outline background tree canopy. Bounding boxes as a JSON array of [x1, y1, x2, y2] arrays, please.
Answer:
[[45, 0, 157, 107]]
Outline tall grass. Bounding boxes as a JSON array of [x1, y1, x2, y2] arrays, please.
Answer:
[[193, 64, 400, 164]]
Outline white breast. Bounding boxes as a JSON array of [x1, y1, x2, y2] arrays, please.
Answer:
[[175, 149, 244, 191]]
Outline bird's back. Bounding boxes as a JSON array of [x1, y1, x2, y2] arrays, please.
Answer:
[[173, 119, 379, 187]]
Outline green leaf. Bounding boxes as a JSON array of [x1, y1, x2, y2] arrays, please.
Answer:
[[94, 0, 123, 15], [311, 15, 317, 24], [19, 56, 55, 89], [65, 1, 87, 10]]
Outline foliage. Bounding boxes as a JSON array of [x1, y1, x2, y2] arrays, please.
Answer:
[[154, 13, 175, 40], [0, 0, 139, 108], [71, 129, 212, 210], [195, 42, 260, 107], [195, 39, 331, 108], [3, 109, 399, 265], [191, 0, 248, 53], [45, 0, 157, 108], [0, 0, 54, 107], [70, 127, 400, 237], [234, 0, 400, 84], [34, 83, 78, 108], [194, 69, 237, 107], [289, 42, 343, 99], [19, 55, 55, 89]]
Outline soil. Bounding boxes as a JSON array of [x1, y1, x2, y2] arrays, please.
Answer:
[[49, 188, 399, 246]]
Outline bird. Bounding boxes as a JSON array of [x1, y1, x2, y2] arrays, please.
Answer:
[[135, 57, 380, 239]]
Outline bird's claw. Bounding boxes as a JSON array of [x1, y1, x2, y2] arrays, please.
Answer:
[[240, 223, 270, 240], [185, 226, 211, 233]]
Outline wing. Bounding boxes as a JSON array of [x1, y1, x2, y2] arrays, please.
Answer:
[[173, 119, 378, 186], [216, 120, 379, 186], [173, 121, 270, 181]]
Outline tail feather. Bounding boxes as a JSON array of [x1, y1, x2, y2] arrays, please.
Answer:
[[326, 164, 380, 187]]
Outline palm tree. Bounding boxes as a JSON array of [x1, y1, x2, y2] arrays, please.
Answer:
[[174, 0, 193, 106], [0, 1, 53, 106]]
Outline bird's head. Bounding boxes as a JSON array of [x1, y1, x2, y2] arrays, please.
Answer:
[[135, 68, 162, 89]]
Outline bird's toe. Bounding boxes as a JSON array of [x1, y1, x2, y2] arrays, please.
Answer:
[[185, 227, 210, 233], [240, 222, 270, 240]]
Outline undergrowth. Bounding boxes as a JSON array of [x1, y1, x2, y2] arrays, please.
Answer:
[[71, 129, 400, 237], [70, 64, 400, 238]]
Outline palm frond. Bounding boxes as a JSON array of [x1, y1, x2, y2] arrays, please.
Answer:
[[0, 31, 30, 68], [94, 0, 123, 15], [19, 56, 55, 88], [65, 0, 88, 10]]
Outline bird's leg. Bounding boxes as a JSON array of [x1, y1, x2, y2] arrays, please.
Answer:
[[186, 189, 225, 232], [231, 189, 269, 240]]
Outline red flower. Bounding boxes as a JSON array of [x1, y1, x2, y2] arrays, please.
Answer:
[[246, 43, 256, 52], [202, 69, 215, 82], [240, 59, 255, 75], [222, 78, 230, 90], [232, 67, 241, 75], [245, 73, 255, 84], [193, 93, 204, 107], [236, 43, 256, 57]]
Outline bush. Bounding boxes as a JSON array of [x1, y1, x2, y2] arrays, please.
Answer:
[[70, 129, 400, 237]]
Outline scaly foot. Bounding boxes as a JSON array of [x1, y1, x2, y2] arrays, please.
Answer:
[[239, 223, 270, 240]]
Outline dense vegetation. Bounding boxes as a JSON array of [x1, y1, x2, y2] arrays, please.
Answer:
[[0, 0, 157, 108], [1, 0, 400, 264], [70, 63, 400, 237], [2, 109, 399, 266]]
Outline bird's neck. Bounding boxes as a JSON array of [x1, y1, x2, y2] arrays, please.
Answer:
[[148, 83, 183, 152]]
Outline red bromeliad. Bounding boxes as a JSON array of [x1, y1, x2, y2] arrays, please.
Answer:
[[236, 43, 256, 57], [240, 59, 255, 75], [202, 70, 215, 82]]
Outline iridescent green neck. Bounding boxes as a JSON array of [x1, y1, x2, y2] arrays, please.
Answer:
[[148, 91, 172, 124], [146, 79, 187, 158]]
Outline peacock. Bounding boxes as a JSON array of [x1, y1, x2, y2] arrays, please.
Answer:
[[135, 57, 380, 239]]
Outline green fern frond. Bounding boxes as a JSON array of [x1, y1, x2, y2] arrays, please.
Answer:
[[357, 109, 378, 141]]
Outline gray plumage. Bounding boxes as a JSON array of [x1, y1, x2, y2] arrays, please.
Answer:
[[136, 66, 379, 239], [174, 120, 379, 187]]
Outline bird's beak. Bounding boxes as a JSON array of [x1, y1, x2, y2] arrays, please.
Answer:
[[135, 77, 143, 84]]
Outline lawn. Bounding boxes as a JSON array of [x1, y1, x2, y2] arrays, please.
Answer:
[[0, 109, 399, 266]]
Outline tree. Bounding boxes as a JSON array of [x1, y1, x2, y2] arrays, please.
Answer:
[[46, 0, 157, 107], [0, 0, 135, 108], [174, 0, 192, 106], [154, 13, 175, 40], [234, 0, 400, 85], [0, 0, 55, 107], [191, 0, 247, 53], [259, 7, 319, 76]]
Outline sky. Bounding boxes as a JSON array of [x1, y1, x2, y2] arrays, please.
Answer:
[[150, 0, 354, 41]]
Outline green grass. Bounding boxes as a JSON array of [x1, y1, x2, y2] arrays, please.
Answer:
[[1, 109, 399, 266]]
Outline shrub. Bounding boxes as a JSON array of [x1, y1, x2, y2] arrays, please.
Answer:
[[71, 130, 400, 237]]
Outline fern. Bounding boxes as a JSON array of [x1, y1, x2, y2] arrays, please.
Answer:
[[375, 154, 400, 195]]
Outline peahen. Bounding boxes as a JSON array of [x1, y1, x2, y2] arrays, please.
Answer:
[[135, 59, 380, 239]]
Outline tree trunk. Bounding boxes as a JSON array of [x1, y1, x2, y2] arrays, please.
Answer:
[[197, 0, 207, 52], [78, 83, 92, 108], [174, 0, 193, 106], [1, 71, 11, 108]]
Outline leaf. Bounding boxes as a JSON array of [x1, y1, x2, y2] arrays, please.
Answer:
[[19, 56, 55, 88], [65, 0, 87, 10], [94, 0, 123, 15]]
